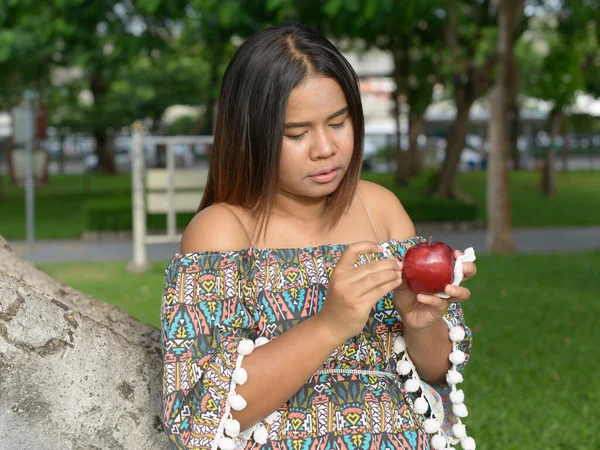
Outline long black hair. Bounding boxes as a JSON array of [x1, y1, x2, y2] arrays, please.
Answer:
[[199, 23, 365, 238]]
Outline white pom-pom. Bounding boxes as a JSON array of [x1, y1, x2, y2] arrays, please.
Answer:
[[423, 418, 441, 434], [237, 339, 255, 356], [404, 378, 420, 393], [255, 336, 270, 347], [393, 336, 406, 353], [396, 360, 413, 376], [264, 410, 280, 425], [449, 326, 465, 342], [452, 403, 468, 418], [446, 369, 463, 385], [414, 396, 429, 414], [431, 434, 447, 450], [449, 350, 466, 365], [228, 393, 247, 411], [232, 368, 248, 385], [452, 423, 467, 439], [218, 437, 236, 450], [253, 425, 268, 444], [224, 418, 241, 438], [449, 389, 465, 404], [461, 436, 476, 450]]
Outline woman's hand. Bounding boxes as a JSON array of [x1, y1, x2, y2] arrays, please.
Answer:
[[394, 249, 477, 330], [316, 241, 404, 343]]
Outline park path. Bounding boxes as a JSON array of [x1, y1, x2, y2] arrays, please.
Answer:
[[6, 225, 600, 263]]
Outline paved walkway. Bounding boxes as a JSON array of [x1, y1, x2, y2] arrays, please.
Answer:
[[6, 226, 600, 263]]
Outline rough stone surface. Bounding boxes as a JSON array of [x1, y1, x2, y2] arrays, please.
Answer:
[[0, 237, 169, 449], [0, 236, 161, 359]]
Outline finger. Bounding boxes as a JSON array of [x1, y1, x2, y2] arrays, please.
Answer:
[[354, 268, 402, 297], [444, 284, 471, 301], [370, 278, 405, 302], [346, 259, 402, 283], [462, 262, 477, 279], [337, 241, 385, 270], [416, 293, 449, 311], [453, 249, 464, 259]]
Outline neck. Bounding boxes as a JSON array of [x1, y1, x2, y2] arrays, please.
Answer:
[[273, 191, 331, 228]]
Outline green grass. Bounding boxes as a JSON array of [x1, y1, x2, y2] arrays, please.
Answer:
[[363, 170, 600, 227], [39, 251, 600, 449], [0, 173, 131, 239]]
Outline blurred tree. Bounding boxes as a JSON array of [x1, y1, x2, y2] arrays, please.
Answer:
[[316, 0, 443, 185], [432, 0, 499, 200], [487, 0, 524, 253], [521, 0, 594, 195]]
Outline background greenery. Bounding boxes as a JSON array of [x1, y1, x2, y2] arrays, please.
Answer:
[[1, 171, 599, 240]]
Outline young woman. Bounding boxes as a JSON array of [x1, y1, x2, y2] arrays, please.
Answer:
[[161, 23, 477, 450]]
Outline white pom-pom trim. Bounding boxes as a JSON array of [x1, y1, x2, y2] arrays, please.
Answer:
[[414, 396, 429, 414], [396, 359, 413, 376], [232, 367, 248, 385], [452, 423, 467, 439], [253, 425, 268, 444], [255, 336, 270, 347], [217, 436, 236, 450], [446, 369, 464, 385], [228, 393, 247, 411], [461, 436, 477, 450], [449, 350, 466, 365], [431, 434, 447, 450], [237, 339, 255, 356], [224, 418, 240, 438], [449, 389, 465, 404], [452, 403, 469, 418], [393, 335, 407, 353], [423, 418, 441, 434], [449, 326, 466, 342], [404, 378, 420, 393]]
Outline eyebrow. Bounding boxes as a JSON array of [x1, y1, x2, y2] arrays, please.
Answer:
[[284, 106, 349, 129]]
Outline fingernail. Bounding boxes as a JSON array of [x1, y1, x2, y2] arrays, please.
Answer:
[[447, 286, 456, 295], [378, 245, 385, 252], [396, 261, 403, 269]]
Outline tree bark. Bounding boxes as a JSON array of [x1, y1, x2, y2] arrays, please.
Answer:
[[487, 0, 522, 253], [90, 73, 116, 173], [509, 99, 521, 169], [542, 108, 561, 195], [408, 112, 425, 176], [432, 98, 473, 200]]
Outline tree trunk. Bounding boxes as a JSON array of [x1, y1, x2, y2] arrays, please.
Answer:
[[432, 98, 473, 200], [561, 128, 570, 171], [509, 99, 520, 170], [408, 112, 425, 176], [542, 108, 561, 196], [93, 129, 117, 174], [90, 73, 116, 173], [393, 42, 410, 186], [487, 0, 522, 253]]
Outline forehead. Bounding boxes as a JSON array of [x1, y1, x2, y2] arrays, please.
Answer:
[[285, 76, 347, 119]]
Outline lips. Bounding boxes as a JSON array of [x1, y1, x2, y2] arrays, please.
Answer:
[[311, 166, 338, 177]]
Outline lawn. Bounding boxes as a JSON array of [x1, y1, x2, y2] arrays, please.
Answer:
[[363, 170, 600, 228], [2, 170, 599, 240], [39, 251, 600, 450]]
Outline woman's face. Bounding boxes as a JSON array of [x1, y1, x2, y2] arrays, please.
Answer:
[[278, 75, 354, 201]]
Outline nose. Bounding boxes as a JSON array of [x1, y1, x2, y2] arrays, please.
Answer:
[[310, 127, 337, 160]]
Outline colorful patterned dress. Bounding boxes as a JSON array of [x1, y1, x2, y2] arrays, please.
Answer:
[[161, 237, 472, 450]]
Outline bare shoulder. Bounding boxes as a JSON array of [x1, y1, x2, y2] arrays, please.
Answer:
[[356, 179, 416, 240], [180, 203, 252, 253]]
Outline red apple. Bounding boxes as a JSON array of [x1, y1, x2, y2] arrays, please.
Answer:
[[402, 240, 455, 294]]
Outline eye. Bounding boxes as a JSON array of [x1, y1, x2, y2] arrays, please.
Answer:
[[330, 120, 346, 129], [285, 132, 306, 141]]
